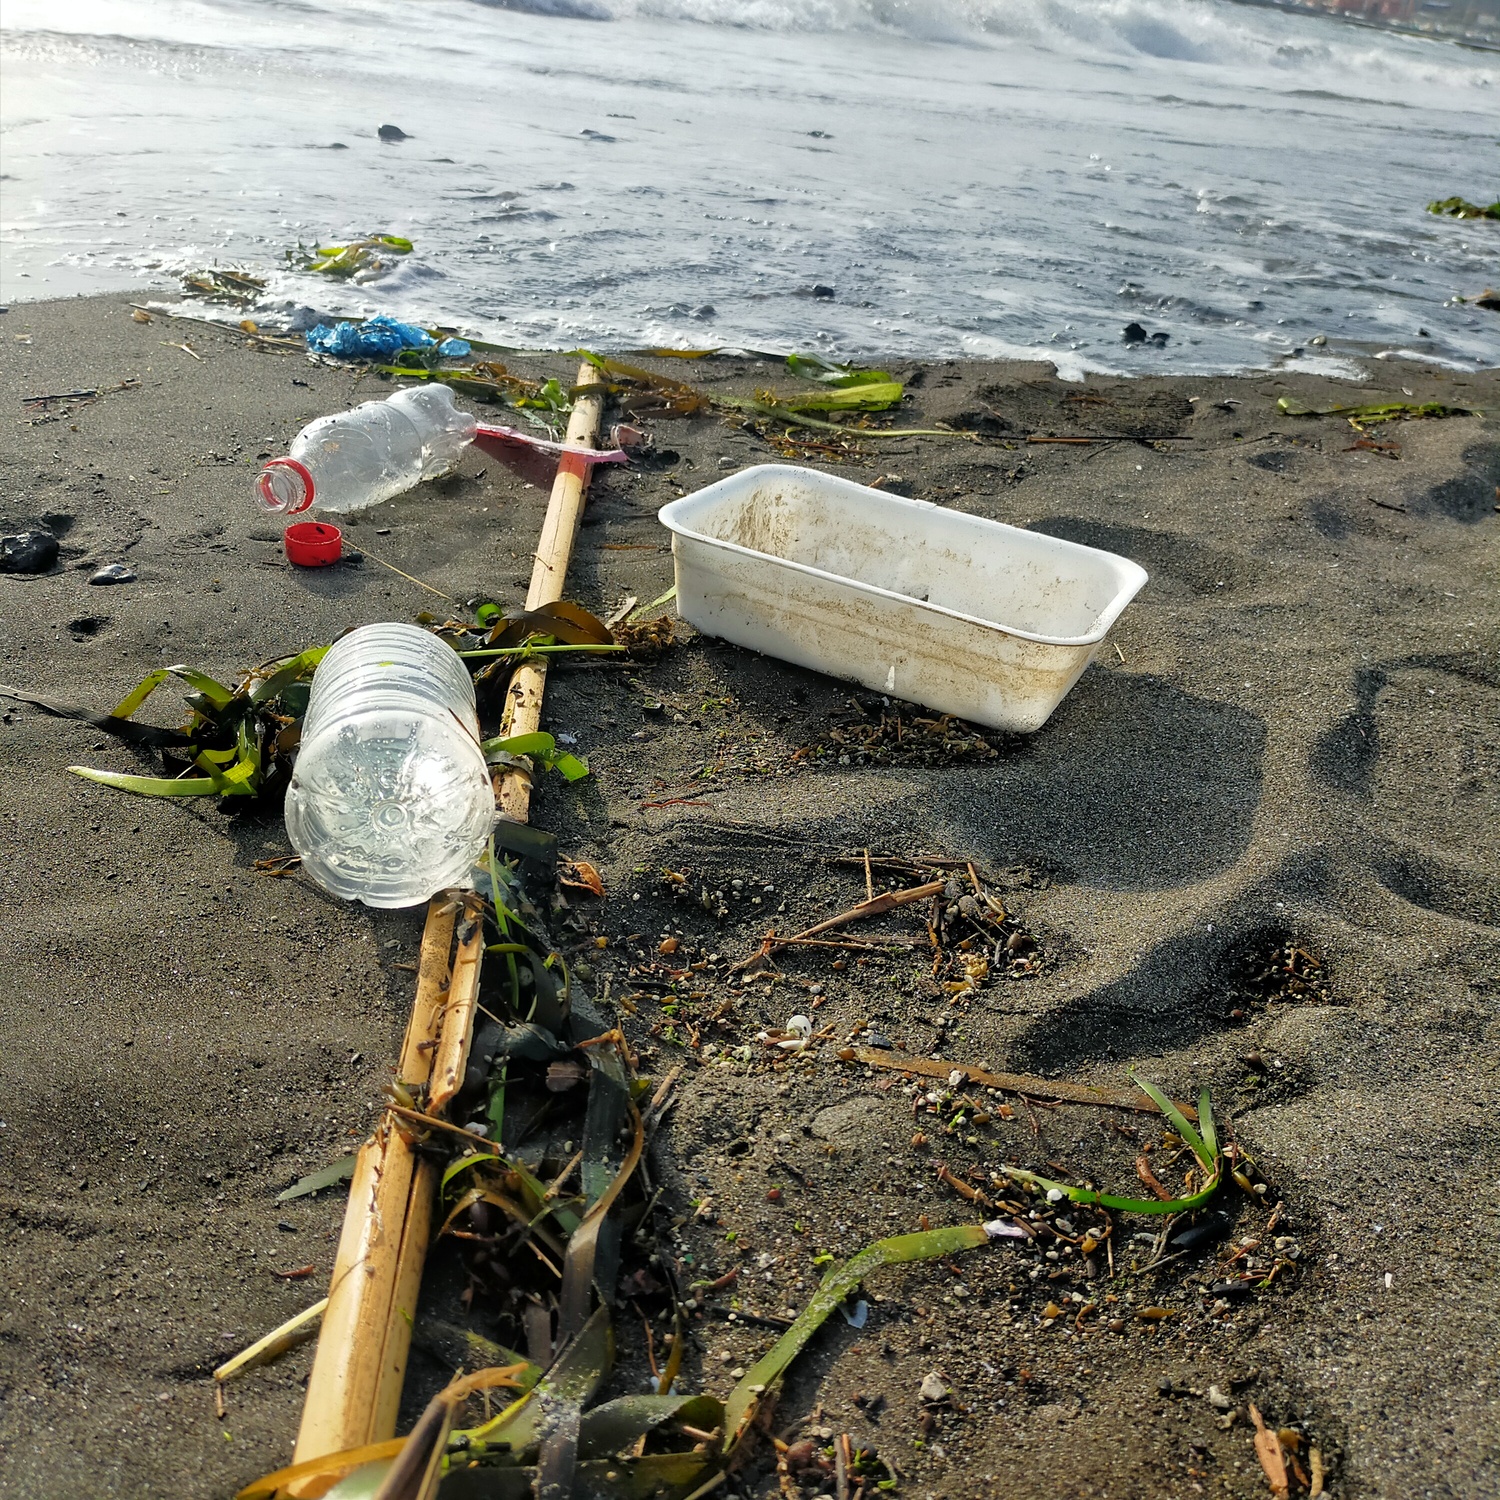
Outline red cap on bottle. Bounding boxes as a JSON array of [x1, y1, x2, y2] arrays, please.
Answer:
[[284, 521, 343, 567], [258, 457, 316, 514]]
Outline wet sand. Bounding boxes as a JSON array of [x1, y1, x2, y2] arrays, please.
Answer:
[[1, 293, 1497, 1499]]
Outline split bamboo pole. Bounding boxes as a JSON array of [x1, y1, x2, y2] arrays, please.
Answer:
[[292, 364, 606, 1468], [293, 897, 469, 1463]]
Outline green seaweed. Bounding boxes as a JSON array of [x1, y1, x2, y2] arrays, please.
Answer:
[[736, 381, 904, 413], [67, 648, 327, 800], [288, 233, 415, 279], [1278, 395, 1479, 431], [1003, 1074, 1223, 1215], [786, 353, 895, 388], [722, 1223, 991, 1449], [479, 731, 589, 783], [1427, 196, 1500, 220], [277, 1155, 358, 1203], [1278, 396, 1478, 421]]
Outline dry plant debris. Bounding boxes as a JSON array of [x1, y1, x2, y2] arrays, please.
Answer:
[[794, 702, 1015, 769]]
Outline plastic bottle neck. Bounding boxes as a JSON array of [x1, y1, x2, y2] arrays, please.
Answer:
[[258, 458, 316, 514]]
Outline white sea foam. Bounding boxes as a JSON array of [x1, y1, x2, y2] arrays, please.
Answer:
[[1, 0, 1495, 373], [582, 0, 1495, 85]]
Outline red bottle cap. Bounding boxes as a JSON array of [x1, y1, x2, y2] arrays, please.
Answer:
[[284, 521, 343, 567]]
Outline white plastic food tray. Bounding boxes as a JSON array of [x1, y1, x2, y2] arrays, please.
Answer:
[[658, 465, 1148, 733]]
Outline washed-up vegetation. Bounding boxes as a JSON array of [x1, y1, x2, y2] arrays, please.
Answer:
[[367, 346, 970, 452], [1003, 1078, 1224, 1215], [1426, 195, 1500, 220], [235, 843, 1015, 1500], [1277, 395, 1480, 431], [288, 233, 415, 279], [0, 602, 632, 803], [5, 648, 327, 799], [179, 267, 268, 303]]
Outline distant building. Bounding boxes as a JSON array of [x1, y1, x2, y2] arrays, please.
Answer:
[[1230, 0, 1500, 45]]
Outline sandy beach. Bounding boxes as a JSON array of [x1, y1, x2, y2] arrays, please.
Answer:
[[1, 292, 1497, 1499]]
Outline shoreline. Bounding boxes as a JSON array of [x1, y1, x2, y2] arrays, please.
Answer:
[[1, 292, 1497, 1499], [4, 281, 1494, 388]]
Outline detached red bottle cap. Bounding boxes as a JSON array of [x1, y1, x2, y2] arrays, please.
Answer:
[[284, 521, 343, 567]]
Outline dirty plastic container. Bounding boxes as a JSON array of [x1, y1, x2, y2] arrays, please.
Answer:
[[658, 465, 1148, 733], [284, 623, 494, 907], [258, 385, 478, 516]]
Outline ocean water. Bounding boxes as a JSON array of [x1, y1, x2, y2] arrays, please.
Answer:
[[1, 0, 1496, 377]]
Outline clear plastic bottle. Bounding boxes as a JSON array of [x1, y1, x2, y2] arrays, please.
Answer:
[[258, 385, 478, 515], [284, 623, 495, 907]]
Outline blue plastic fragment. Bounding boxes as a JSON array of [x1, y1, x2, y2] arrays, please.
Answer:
[[305, 315, 471, 360], [839, 1299, 870, 1329]]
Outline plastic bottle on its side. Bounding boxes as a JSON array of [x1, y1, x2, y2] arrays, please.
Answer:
[[257, 385, 478, 515], [283, 623, 494, 907]]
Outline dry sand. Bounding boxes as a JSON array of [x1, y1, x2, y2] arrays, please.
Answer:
[[1, 293, 1497, 1499]]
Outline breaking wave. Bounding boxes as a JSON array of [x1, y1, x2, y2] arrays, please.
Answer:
[[530, 0, 1495, 90]]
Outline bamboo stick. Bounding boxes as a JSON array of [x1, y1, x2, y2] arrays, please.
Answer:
[[498, 364, 607, 823], [428, 911, 487, 1116], [293, 365, 606, 1467], [294, 897, 460, 1464]]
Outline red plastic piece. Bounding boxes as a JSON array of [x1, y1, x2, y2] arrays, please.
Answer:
[[284, 521, 343, 567]]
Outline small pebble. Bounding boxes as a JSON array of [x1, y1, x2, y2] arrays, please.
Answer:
[[89, 562, 136, 585], [918, 1372, 948, 1403], [784, 1439, 816, 1469], [1211, 1281, 1253, 1298]]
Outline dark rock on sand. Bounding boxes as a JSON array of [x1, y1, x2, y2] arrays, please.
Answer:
[[0, 528, 58, 573], [377, 123, 409, 141]]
